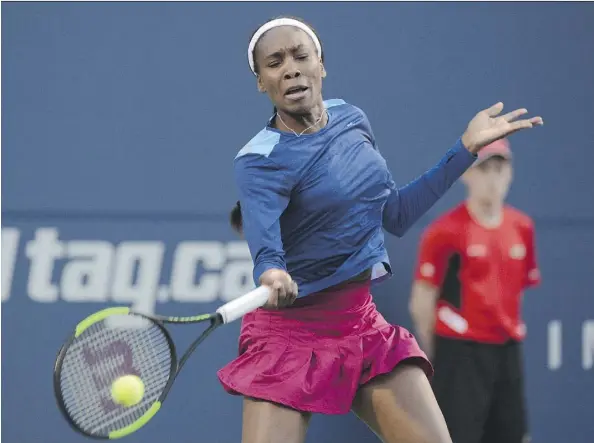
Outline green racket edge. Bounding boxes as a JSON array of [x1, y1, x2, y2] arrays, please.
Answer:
[[75, 307, 131, 337], [107, 402, 162, 439], [74, 306, 214, 338], [69, 306, 211, 439]]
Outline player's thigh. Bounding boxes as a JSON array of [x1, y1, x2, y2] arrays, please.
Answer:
[[242, 397, 311, 443], [351, 360, 452, 443], [432, 337, 494, 443]]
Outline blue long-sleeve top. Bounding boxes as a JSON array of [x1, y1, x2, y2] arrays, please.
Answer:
[[235, 99, 476, 297]]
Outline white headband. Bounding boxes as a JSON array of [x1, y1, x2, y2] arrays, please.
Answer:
[[247, 18, 322, 76]]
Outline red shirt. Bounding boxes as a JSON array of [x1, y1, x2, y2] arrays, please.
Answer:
[[414, 203, 541, 343]]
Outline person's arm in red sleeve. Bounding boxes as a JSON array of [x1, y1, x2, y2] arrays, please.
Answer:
[[524, 219, 541, 288], [409, 221, 453, 359]]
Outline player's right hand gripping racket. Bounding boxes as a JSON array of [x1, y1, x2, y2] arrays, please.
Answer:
[[53, 286, 270, 440]]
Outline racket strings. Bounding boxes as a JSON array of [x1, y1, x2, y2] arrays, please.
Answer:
[[58, 314, 173, 437]]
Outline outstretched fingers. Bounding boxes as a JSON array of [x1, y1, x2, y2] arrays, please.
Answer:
[[501, 107, 544, 125], [508, 120, 535, 132], [509, 116, 544, 131], [502, 108, 528, 122]]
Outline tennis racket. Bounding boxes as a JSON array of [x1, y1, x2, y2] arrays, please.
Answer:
[[53, 285, 270, 440]]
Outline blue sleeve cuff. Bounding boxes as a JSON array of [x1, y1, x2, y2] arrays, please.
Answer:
[[445, 138, 477, 175]]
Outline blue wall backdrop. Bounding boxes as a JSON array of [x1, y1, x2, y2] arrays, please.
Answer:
[[2, 2, 593, 442]]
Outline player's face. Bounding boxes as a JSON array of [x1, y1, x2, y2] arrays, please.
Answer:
[[464, 157, 513, 204], [254, 26, 325, 114]]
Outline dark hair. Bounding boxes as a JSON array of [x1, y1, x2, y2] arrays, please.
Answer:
[[249, 16, 325, 114], [230, 201, 243, 234]]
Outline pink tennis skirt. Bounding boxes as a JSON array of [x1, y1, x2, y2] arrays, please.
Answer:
[[217, 280, 433, 414]]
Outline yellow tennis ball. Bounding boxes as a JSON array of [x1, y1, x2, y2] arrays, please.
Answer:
[[111, 375, 144, 407]]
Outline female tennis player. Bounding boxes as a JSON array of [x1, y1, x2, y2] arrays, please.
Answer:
[[218, 16, 543, 443]]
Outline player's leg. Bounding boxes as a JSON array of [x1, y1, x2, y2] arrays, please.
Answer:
[[481, 342, 529, 443], [242, 397, 311, 443], [349, 302, 452, 443], [351, 361, 450, 443], [351, 334, 496, 443]]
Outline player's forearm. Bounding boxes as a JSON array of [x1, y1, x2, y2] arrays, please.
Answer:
[[237, 205, 287, 284], [382, 139, 476, 237], [242, 216, 287, 284]]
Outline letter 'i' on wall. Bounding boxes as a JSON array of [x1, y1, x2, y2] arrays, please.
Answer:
[[548, 320, 562, 370], [584, 321, 594, 370]]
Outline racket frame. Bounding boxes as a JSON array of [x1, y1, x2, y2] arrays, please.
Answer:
[[53, 307, 223, 440], [53, 286, 269, 439]]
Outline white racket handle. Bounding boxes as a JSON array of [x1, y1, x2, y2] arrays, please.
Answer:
[[216, 286, 270, 324]]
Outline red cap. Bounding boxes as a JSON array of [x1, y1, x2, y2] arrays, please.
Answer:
[[474, 138, 512, 166]]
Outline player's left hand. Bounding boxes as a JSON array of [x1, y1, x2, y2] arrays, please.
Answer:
[[461, 102, 543, 154]]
